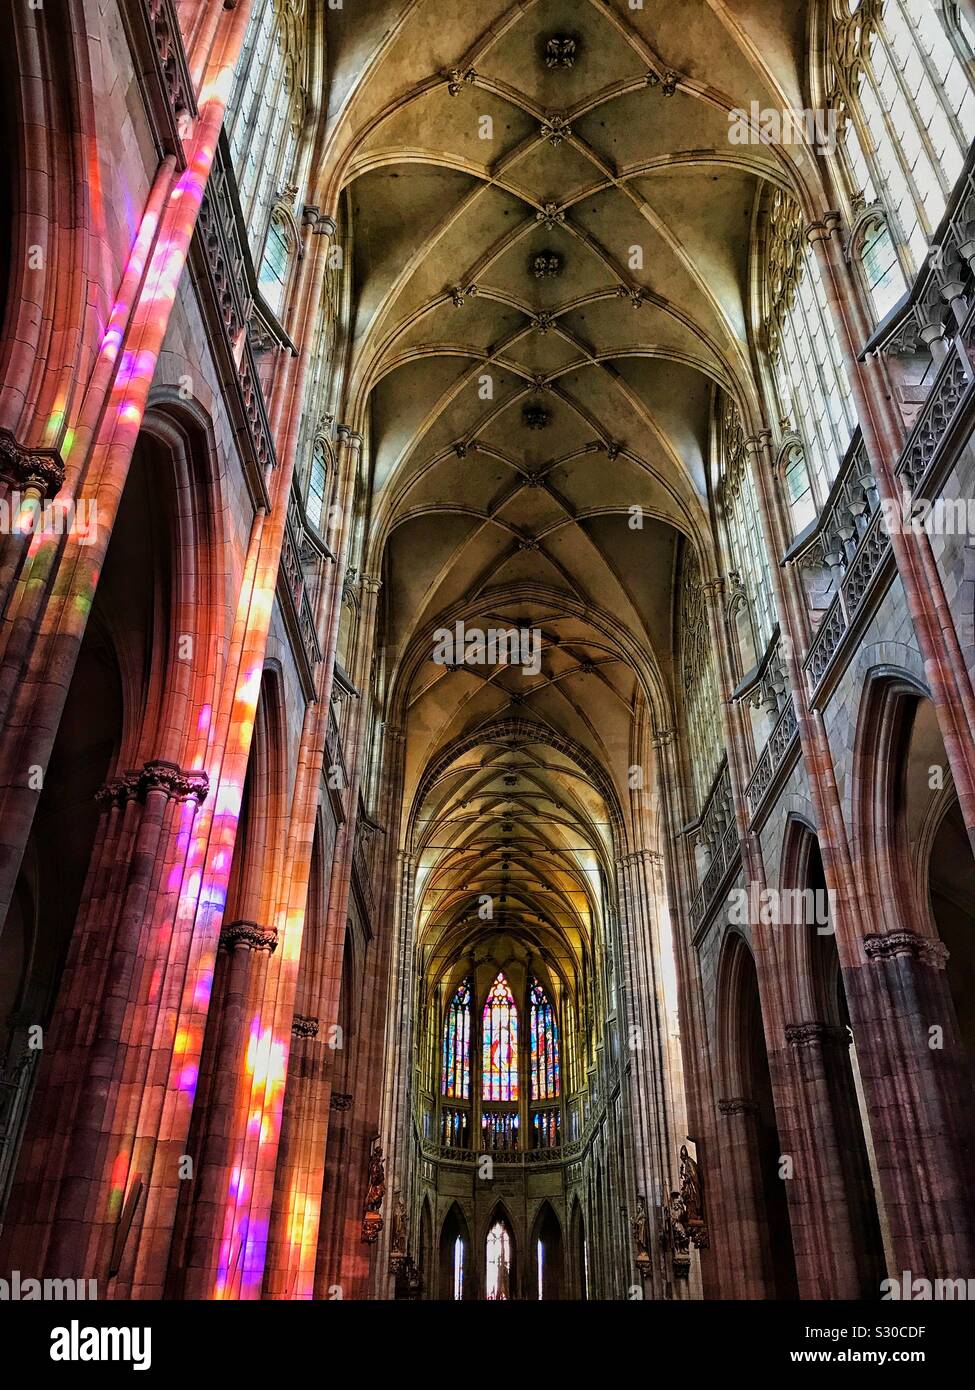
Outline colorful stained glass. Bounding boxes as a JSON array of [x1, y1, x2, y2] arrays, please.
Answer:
[[441, 980, 471, 1098], [529, 977, 560, 1100], [482, 973, 518, 1101]]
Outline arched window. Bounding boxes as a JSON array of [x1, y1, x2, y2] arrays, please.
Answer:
[[486, 1219, 512, 1300], [825, 0, 975, 279], [227, 0, 306, 258], [482, 973, 518, 1101], [257, 207, 296, 318], [762, 189, 856, 500], [529, 978, 560, 1100], [441, 980, 471, 1099], [306, 435, 330, 534], [780, 439, 818, 538]]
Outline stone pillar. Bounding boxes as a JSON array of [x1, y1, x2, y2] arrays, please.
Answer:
[[180, 919, 279, 1299]]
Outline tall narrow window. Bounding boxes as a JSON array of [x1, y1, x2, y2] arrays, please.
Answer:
[[441, 980, 471, 1099], [482, 973, 518, 1101], [826, 0, 975, 278], [530, 978, 560, 1100], [717, 396, 775, 655], [486, 1220, 512, 1300], [676, 546, 722, 814], [452, 1236, 464, 1301], [536, 1240, 544, 1300], [257, 209, 294, 318], [763, 189, 856, 500]]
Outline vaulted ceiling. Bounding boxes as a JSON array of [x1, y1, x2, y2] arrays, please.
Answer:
[[317, 0, 818, 985]]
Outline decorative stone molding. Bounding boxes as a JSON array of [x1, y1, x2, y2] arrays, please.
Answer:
[[330, 1092, 354, 1111], [544, 36, 576, 68], [535, 202, 566, 229], [785, 1021, 851, 1048], [445, 66, 476, 95], [0, 433, 65, 498], [95, 761, 209, 809], [661, 70, 679, 96], [863, 931, 949, 969], [717, 1097, 757, 1117], [530, 251, 562, 278], [219, 920, 278, 953], [530, 312, 556, 334], [539, 115, 572, 146], [449, 282, 478, 307], [292, 1014, 319, 1038], [616, 283, 648, 308]]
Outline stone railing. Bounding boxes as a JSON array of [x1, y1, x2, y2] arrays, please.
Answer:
[[745, 694, 799, 820], [688, 761, 740, 932], [803, 334, 975, 700], [192, 142, 278, 500], [123, 0, 197, 164], [420, 1137, 581, 1167], [277, 485, 321, 690]]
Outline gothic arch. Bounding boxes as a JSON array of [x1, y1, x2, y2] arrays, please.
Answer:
[[438, 1201, 471, 1301]]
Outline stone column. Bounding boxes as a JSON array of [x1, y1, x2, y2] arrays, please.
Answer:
[[180, 919, 279, 1299]]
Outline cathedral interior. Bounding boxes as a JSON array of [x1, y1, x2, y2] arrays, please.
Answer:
[[0, 0, 974, 1309]]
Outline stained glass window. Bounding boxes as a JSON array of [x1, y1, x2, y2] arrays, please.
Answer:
[[486, 1220, 512, 1300], [529, 978, 560, 1100], [441, 980, 471, 1099], [482, 973, 518, 1101]]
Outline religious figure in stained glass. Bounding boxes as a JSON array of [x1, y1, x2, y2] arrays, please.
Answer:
[[482, 973, 518, 1101], [441, 980, 471, 1098], [529, 977, 560, 1100]]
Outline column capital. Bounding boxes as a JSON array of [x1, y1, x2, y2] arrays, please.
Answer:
[[651, 727, 674, 749], [0, 430, 65, 498], [717, 1096, 757, 1117], [744, 429, 774, 456], [292, 1013, 320, 1038], [95, 761, 208, 808], [336, 424, 363, 448], [361, 573, 383, 595], [863, 930, 949, 970], [805, 210, 842, 245], [219, 920, 278, 953], [785, 1020, 851, 1049]]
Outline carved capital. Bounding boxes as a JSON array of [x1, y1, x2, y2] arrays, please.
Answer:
[[292, 1013, 320, 1038], [141, 759, 209, 804], [336, 425, 363, 448], [785, 1020, 851, 1049], [219, 920, 278, 953], [717, 1096, 757, 1117], [0, 431, 65, 498], [805, 210, 842, 245], [863, 930, 949, 970], [330, 1091, 354, 1111]]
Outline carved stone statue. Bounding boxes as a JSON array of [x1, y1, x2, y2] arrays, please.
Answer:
[[631, 1196, 651, 1272], [664, 1190, 691, 1279], [391, 1196, 408, 1255], [679, 1143, 709, 1249], [361, 1143, 385, 1243]]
